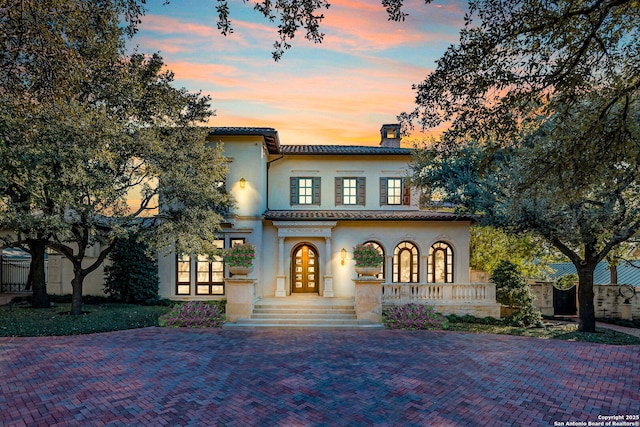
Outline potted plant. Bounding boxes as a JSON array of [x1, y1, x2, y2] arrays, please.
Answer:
[[352, 243, 383, 277], [224, 242, 255, 276]]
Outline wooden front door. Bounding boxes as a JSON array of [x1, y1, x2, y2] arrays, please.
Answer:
[[292, 244, 318, 293]]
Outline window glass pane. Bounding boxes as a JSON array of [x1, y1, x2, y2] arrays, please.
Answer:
[[387, 179, 402, 205], [400, 250, 411, 282], [343, 178, 357, 205], [197, 285, 210, 294], [434, 250, 446, 283], [177, 284, 190, 295], [298, 178, 313, 204], [177, 255, 190, 283], [211, 285, 224, 295]]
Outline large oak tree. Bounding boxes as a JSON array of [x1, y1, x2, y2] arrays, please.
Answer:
[[0, 1, 229, 314], [406, 0, 638, 332]]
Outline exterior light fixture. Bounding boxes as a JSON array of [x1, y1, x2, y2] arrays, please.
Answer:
[[341, 248, 347, 265], [239, 177, 246, 189]]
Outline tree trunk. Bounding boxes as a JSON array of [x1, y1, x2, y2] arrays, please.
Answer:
[[609, 264, 618, 285], [576, 262, 597, 332], [70, 268, 85, 315], [28, 240, 50, 308]]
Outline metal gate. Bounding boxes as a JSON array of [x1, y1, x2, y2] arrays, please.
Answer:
[[1, 255, 31, 292], [553, 285, 577, 315]]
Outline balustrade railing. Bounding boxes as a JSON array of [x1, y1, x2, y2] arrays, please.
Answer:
[[382, 282, 496, 305]]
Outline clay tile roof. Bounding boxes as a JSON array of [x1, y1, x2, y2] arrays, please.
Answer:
[[208, 127, 280, 154], [280, 145, 411, 155], [263, 210, 474, 221]]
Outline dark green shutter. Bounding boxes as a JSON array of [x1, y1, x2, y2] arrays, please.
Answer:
[[335, 177, 343, 205], [290, 177, 298, 205], [312, 177, 321, 205], [357, 177, 366, 205], [380, 178, 387, 205]]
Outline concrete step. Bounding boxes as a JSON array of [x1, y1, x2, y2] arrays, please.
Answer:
[[251, 313, 357, 320], [224, 317, 384, 329], [253, 303, 356, 309], [252, 307, 356, 315], [222, 297, 383, 329], [223, 322, 384, 329], [237, 318, 373, 325]]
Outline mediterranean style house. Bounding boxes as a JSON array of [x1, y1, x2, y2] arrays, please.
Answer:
[[157, 124, 500, 322]]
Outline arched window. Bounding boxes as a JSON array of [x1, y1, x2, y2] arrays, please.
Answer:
[[428, 242, 453, 283], [393, 241, 419, 283], [362, 241, 385, 280]]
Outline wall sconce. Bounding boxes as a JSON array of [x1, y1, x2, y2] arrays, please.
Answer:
[[239, 177, 246, 189], [340, 248, 347, 266]]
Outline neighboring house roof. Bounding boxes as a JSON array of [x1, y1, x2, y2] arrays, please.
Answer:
[[264, 210, 474, 221], [1, 247, 32, 260], [207, 127, 411, 156], [280, 145, 410, 156], [547, 261, 640, 286], [208, 127, 281, 154]]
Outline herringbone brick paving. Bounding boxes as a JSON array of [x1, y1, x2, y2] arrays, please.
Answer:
[[1, 328, 638, 426]]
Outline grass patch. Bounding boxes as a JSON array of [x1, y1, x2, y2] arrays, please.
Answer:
[[0, 302, 171, 337], [447, 320, 640, 345]]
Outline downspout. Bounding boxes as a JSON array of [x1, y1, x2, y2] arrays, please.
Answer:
[[266, 155, 284, 211]]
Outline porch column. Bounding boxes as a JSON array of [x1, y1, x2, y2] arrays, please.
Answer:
[[275, 237, 286, 297], [323, 237, 334, 297]]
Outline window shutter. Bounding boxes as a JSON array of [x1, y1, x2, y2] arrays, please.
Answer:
[[357, 177, 366, 205], [312, 177, 321, 205], [402, 179, 411, 205], [290, 177, 298, 205], [380, 178, 388, 205], [335, 177, 343, 205]]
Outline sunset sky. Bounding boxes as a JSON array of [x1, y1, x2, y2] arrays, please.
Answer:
[[131, 0, 468, 146]]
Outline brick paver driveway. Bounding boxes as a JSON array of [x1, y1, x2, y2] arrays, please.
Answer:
[[1, 328, 638, 426]]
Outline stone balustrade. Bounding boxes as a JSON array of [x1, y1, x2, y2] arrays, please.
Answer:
[[382, 282, 501, 318]]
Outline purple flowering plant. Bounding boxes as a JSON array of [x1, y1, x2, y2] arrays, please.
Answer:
[[224, 242, 255, 267], [159, 301, 226, 328], [352, 243, 383, 267], [383, 304, 449, 330]]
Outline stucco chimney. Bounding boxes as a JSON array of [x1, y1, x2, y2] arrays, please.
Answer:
[[380, 124, 401, 148]]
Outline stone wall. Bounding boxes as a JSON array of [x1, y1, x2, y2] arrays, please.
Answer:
[[530, 282, 640, 319]]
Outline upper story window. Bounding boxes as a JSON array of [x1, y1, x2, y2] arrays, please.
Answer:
[[335, 177, 365, 206], [380, 178, 410, 206], [290, 177, 321, 205]]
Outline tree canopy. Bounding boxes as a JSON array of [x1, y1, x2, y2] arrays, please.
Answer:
[[0, 0, 229, 314], [408, 0, 639, 332]]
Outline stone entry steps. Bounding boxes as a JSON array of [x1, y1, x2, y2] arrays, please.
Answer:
[[224, 296, 384, 329]]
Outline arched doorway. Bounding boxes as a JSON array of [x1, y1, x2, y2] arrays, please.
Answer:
[[292, 243, 319, 293]]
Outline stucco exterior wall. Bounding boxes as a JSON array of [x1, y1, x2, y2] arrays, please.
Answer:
[[47, 253, 108, 297], [259, 219, 471, 298], [267, 154, 416, 210]]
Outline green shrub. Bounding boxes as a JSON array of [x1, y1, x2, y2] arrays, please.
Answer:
[[383, 304, 449, 330], [104, 234, 159, 304], [159, 301, 225, 328], [491, 260, 542, 327], [447, 313, 503, 325]]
